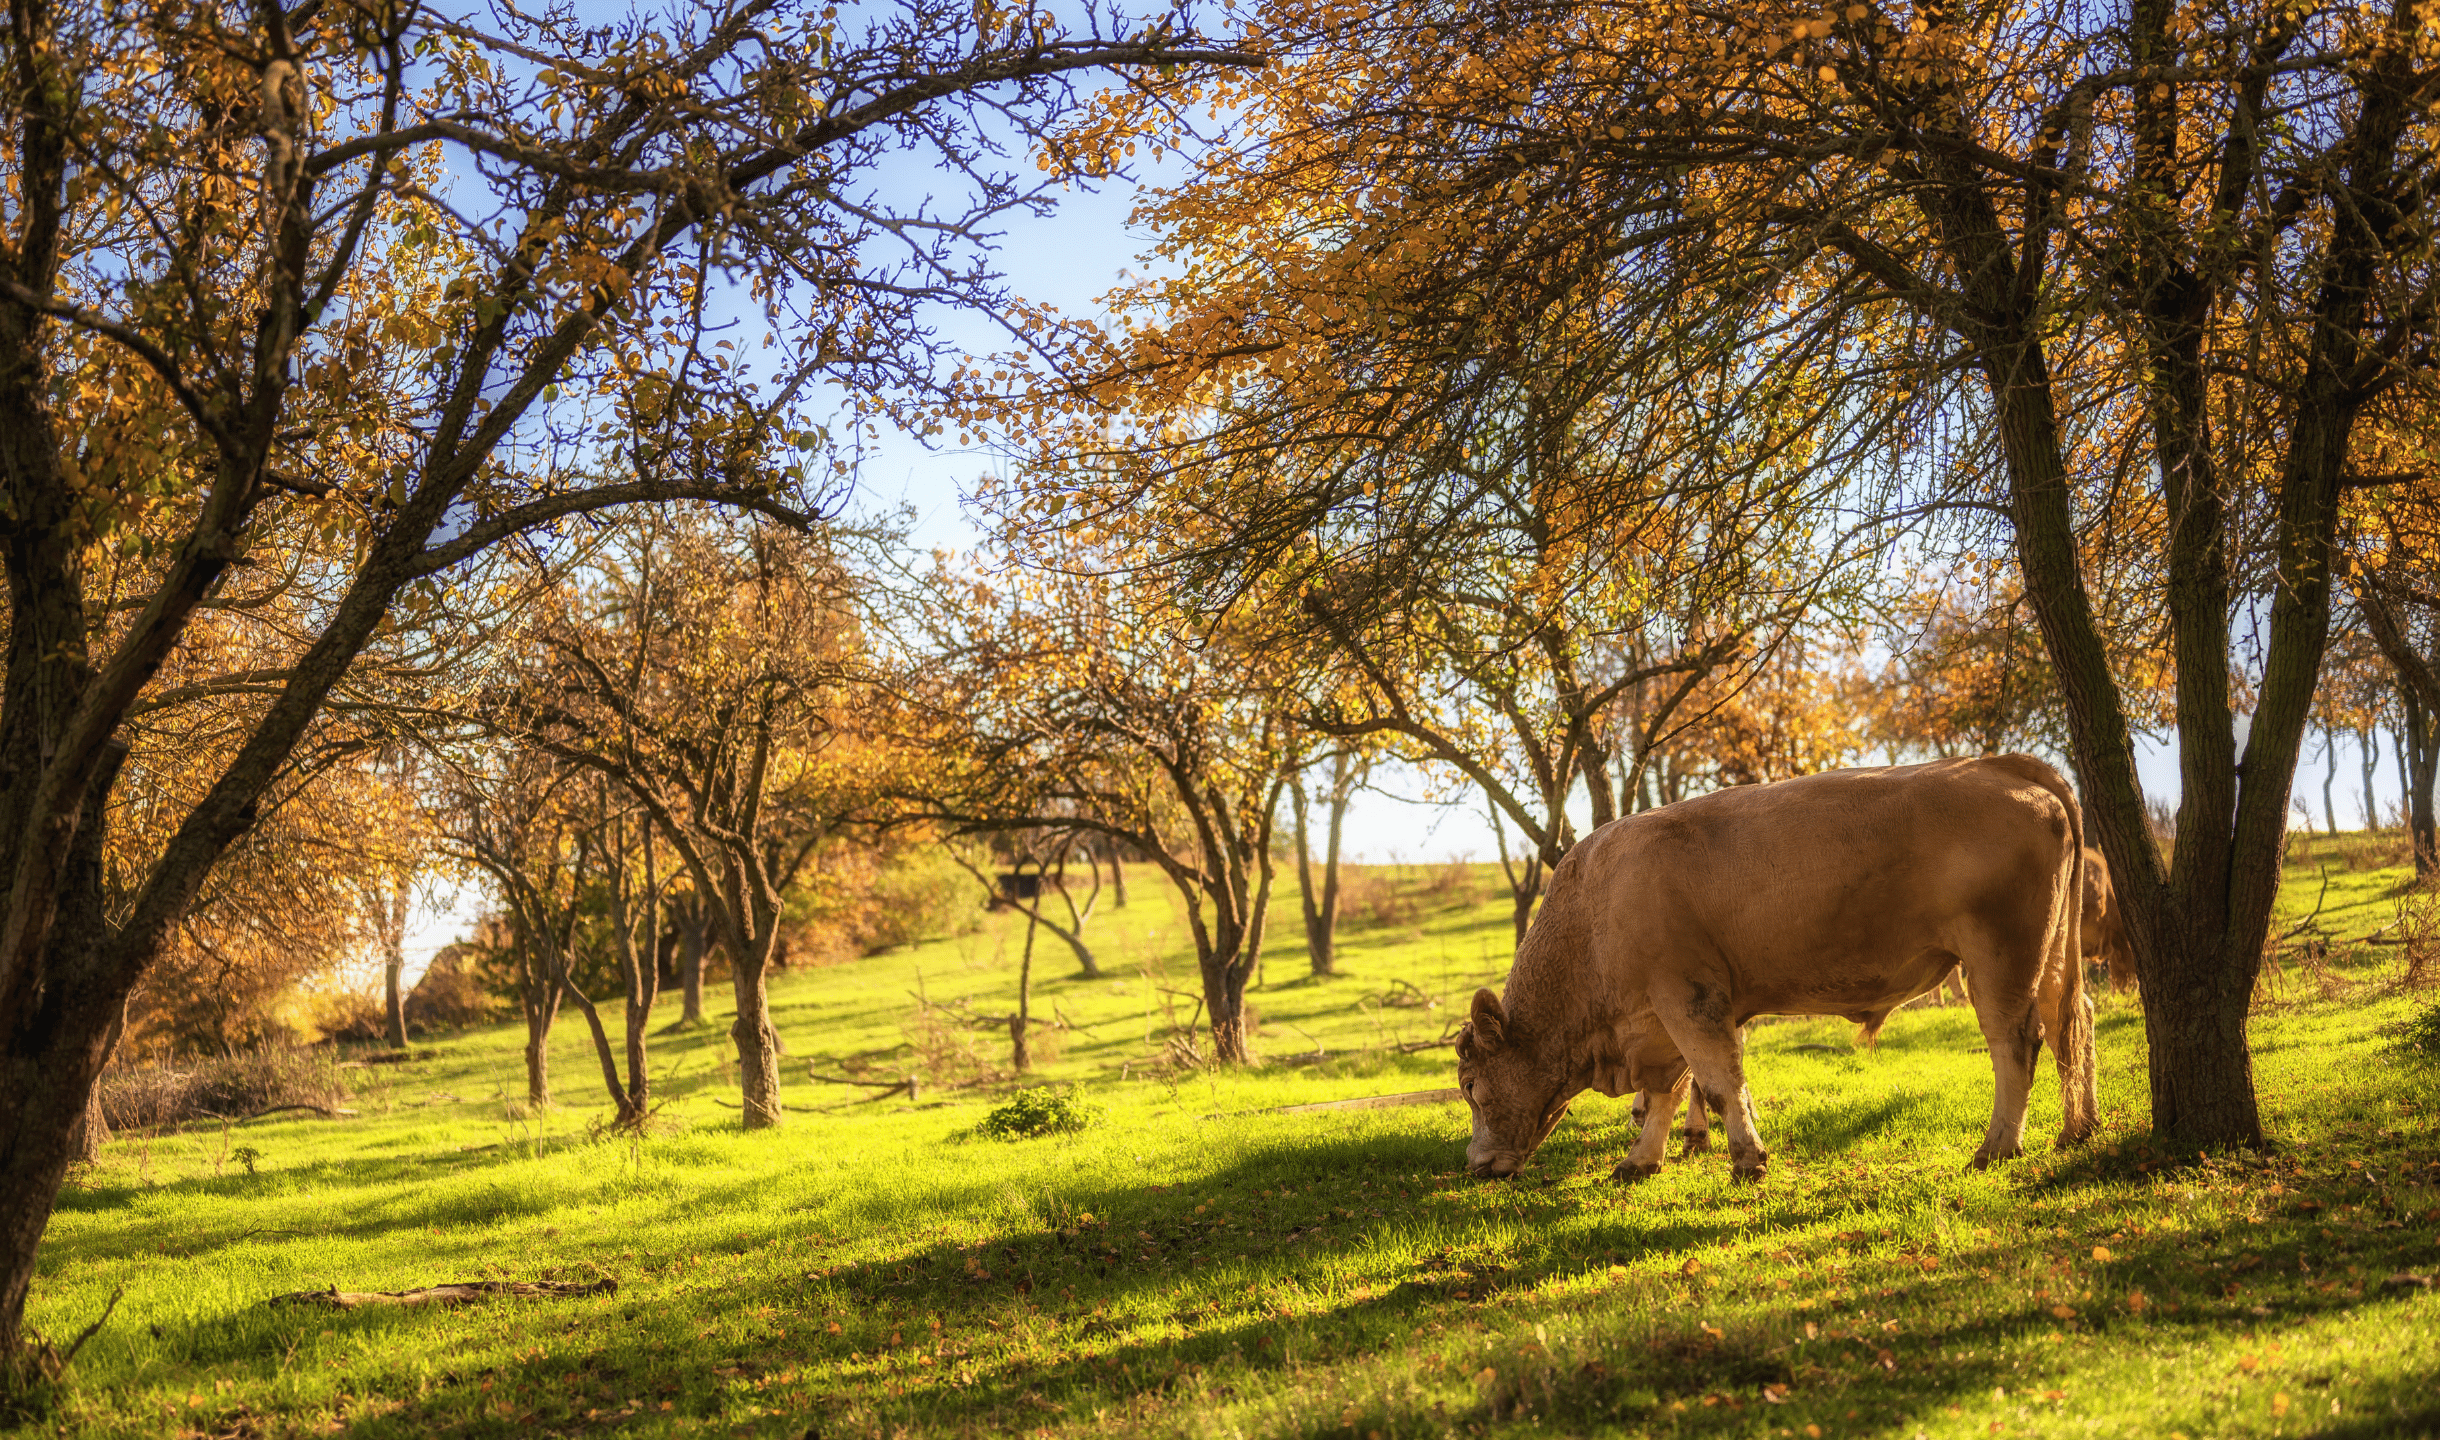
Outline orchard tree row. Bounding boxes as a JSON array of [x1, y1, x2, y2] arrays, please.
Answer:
[[14, 0, 2440, 1393]]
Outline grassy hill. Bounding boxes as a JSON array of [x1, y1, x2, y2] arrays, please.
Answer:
[[22, 847, 2440, 1438]]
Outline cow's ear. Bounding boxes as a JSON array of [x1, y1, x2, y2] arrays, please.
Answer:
[[1469, 989, 1507, 1053]]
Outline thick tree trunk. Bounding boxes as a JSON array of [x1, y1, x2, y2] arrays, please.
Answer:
[[1205, 960, 1253, 1065], [730, 956, 783, 1128], [522, 1030, 551, 1109], [0, 1056, 98, 1366], [0, 964, 122, 1361], [2393, 685, 2440, 875], [2137, 925, 2264, 1146], [67, 1091, 108, 1164]]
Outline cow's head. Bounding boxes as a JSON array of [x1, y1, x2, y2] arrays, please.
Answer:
[[1456, 988, 1573, 1178]]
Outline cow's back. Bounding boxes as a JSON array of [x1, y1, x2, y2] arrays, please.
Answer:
[[1511, 757, 2077, 1031]]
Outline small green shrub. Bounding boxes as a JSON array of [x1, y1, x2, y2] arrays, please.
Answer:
[[978, 1087, 1099, 1139], [2396, 999, 2440, 1060]]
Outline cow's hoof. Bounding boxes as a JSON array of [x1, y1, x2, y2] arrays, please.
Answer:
[[1613, 1161, 1662, 1183], [1679, 1132, 1712, 1156], [1729, 1156, 1769, 1183], [1968, 1143, 2022, 1171]]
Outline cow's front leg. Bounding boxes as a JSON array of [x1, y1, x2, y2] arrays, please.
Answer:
[[1968, 993, 2045, 1169], [1657, 988, 1769, 1181], [1616, 1082, 1683, 1182]]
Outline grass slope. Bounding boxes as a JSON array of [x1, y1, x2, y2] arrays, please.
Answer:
[[19, 853, 2440, 1439]]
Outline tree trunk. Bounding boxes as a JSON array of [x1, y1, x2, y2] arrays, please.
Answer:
[[1209, 827, 1276, 1064], [1205, 954, 1254, 1065], [523, 1030, 551, 1109], [1509, 865, 1541, 948], [1488, 794, 1543, 945], [677, 913, 707, 1027], [2136, 924, 2263, 1145], [624, 952, 657, 1119], [2406, 686, 2439, 876], [563, 982, 641, 1127], [1012, 910, 1036, 1075], [655, 925, 681, 991], [67, 1091, 108, 1165], [2363, 724, 2381, 832], [0, 854, 127, 1360], [381, 877, 411, 1049], [1318, 760, 1349, 972], [1290, 774, 1331, 976], [730, 955, 783, 1128], [2321, 731, 2338, 836]]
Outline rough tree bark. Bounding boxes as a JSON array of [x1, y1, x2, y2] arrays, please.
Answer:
[[1289, 750, 1358, 977]]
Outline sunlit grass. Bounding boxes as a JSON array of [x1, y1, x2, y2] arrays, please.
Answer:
[[23, 853, 2440, 1437]]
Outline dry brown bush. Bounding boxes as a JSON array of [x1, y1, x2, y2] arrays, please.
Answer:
[[2398, 877, 2440, 990], [96, 1047, 352, 1131], [402, 939, 505, 1033]]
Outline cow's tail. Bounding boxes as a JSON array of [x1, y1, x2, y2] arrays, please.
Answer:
[[2024, 757, 2097, 1147]]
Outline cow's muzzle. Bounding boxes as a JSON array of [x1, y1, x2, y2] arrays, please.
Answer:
[[1467, 1152, 1522, 1179]]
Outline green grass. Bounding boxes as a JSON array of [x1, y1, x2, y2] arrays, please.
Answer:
[[20, 852, 2440, 1438]]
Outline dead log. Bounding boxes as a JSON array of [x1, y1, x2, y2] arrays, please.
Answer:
[[268, 1278, 616, 1309]]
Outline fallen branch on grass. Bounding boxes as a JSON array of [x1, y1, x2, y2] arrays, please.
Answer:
[[806, 1070, 914, 1090], [269, 1278, 616, 1309], [118, 1101, 361, 1136], [1271, 1089, 1462, 1115], [201, 1103, 359, 1124], [58, 1284, 125, 1370]]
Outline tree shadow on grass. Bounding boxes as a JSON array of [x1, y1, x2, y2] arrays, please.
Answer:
[[118, 1090, 2440, 1439]]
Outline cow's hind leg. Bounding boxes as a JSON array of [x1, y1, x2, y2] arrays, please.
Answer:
[[1968, 989, 2045, 1169], [1681, 1084, 1713, 1156], [2039, 949, 2099, 1148], [1653, 984, 1769, 1181], [1617, 1081, 1684, 1182]]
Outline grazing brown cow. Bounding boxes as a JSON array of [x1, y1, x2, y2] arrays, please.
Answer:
[[1457, 755, 2097, 1182], [2080, 846, 2137, 992]]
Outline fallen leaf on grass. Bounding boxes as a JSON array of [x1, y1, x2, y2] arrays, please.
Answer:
[[2091, 1246, 2112, 1262], [2049, 1305, 2075, 1319], [2273, 1393, 2291, 1417], [1762, 1384, 1788, 1403]]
